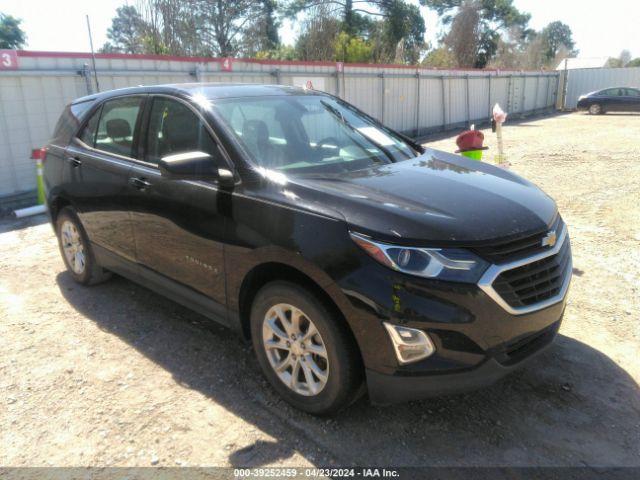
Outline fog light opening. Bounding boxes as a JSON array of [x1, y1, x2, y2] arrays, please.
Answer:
[[383, 322, 435, 365]]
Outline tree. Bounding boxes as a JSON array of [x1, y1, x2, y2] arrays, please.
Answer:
[[540, 21, 576, 62], [295, 4, 342, 60], [100, 0, 267, 57], [333, 31, 373, 62], [442, 1, 480, 67], [489, 27, 546, 69], [422, 46, 456, 67], [606, 50, 632, 68], [421, 0, 531, 67], [380, 0, 426, 64], [241, 0, 281, 56], [194, 0, 262, 56], [0, 13, 27, 49], [627, 58, 640, 68], [286, 1, 426, 64], [101, 6, 146, 53]]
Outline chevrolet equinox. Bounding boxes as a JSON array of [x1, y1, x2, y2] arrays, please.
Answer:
[[44, 84, 572, 414]]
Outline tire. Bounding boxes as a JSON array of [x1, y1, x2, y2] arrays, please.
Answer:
[[250, 281, 363, 415], [56, 207, 111, 286], [588, 104, 603, 115]]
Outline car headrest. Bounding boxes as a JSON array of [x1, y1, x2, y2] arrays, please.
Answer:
[[242, 120, 269, 147], [106, 118, 131, 139], [162, 109, 199, 153]]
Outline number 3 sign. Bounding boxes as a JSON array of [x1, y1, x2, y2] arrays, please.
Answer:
[[0, 50, 19, 70]]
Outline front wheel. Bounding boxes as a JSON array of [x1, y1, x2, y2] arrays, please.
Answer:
[[250, 282, 363, 415], [588, 103, 603, 115]]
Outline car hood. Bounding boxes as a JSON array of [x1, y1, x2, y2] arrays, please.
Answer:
[[264, 148, 558, 245]]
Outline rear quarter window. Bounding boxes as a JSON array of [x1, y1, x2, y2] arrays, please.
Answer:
[[51, 99, 96, 145]]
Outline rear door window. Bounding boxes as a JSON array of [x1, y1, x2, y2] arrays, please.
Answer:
[[78, 105, 101, 147], [52, 99, 95, 145], [93, 96, 144, 158]]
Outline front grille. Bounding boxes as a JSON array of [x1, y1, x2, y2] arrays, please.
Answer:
[[492, 235, 571, 308], [473, 216, 564, 263]]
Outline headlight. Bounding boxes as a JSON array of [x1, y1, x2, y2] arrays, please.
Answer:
[[350, 232, 489, 283]]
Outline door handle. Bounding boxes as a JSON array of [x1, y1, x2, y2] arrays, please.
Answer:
[[128, 177, 151, 190], [67, 156, 82, 167]]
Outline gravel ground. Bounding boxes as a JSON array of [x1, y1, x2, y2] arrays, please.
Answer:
[[1, 112, 639, 468]]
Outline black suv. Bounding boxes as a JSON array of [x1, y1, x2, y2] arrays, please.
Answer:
[[44, 84, 571, 414]]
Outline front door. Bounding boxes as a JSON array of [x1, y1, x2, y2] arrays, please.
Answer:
[[622, 88, 640, 112], [66, 95, 145, 263], [128, 95, 231, 317]]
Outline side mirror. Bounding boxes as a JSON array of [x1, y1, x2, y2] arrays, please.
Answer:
[[158, 151, 235, 187]]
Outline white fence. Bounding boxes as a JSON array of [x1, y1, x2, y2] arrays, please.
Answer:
[[0, 51, 560, 204], [562, 66, 640, 109]]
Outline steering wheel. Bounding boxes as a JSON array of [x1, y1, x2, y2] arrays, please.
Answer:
[[314, 137, 341, 154]]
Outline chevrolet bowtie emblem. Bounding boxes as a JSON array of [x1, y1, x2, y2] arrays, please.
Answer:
[[541, 230, 557, 248]]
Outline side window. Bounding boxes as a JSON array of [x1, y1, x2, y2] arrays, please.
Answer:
[[625, 89, 640, 97], [146, 97, 218, 164], [78, 105, 101, 147], [95, 96, 144, 157], [52, 99, 95, 145]]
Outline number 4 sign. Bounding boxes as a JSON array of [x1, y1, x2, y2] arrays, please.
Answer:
[[220, 57, 233, 72], [0, 50, 19, 70]]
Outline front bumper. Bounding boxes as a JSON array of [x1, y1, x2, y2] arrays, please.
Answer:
[[336, 243, 570, 405], [366, 317, 561, 405]]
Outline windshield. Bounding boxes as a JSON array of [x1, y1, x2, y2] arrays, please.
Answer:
[[211, 94, 420, 175]]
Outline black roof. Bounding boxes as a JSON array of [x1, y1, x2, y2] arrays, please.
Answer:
[[72, 83, 318, 105]]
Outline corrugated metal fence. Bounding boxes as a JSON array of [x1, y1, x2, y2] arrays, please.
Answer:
[[0, 51, 559, 204], [562, 66, 640, 109]]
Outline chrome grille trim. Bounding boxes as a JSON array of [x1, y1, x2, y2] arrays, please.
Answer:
[[477, 223, 572, 315]]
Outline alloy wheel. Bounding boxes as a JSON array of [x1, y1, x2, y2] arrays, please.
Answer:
[[262, 303, 329, 396], [61, 220, 86, 275]]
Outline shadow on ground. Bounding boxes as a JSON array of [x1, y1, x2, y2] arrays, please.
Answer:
[[56, 271, 640, 467], [0, 213, 48, 234]]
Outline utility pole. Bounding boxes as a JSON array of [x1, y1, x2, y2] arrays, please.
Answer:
[[86, 15, 100, 92]]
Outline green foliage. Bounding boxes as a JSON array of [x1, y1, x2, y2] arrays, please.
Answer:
[[101, 6, 146, 54], [255, 45, 298, 61], [0, 13, 27, 49], [627, 58, 640, 68], [421, 0, 530, 67], [285, 1, 426, 64], [333, 32, 374, 63], [422, 47, 457, 67], [540, 21, 576, 62]]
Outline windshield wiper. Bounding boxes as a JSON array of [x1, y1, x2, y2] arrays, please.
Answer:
[[320, 100, 396, 164]]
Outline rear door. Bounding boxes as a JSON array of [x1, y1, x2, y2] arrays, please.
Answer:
[[65, 95, 146, 263], [128, 95, 231, 318]]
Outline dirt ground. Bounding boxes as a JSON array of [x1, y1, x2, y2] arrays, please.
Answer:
[[1, 112, 639, 469]]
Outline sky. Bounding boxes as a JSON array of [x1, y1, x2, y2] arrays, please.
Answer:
[[2, 0, 638, 61]]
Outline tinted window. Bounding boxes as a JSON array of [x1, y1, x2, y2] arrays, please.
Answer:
[[94, 96, 144, 157], [625, 88, 640, 97], [146, 97, 217, 164], [78, 105, 101, 147], [212, 95, 418, 174], [52, 99, 95, 144]]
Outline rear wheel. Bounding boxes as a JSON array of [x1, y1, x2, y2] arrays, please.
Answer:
[[250, 281, 362, 415], [588, 103, 603, 115], [56, 207, 111, 285]]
